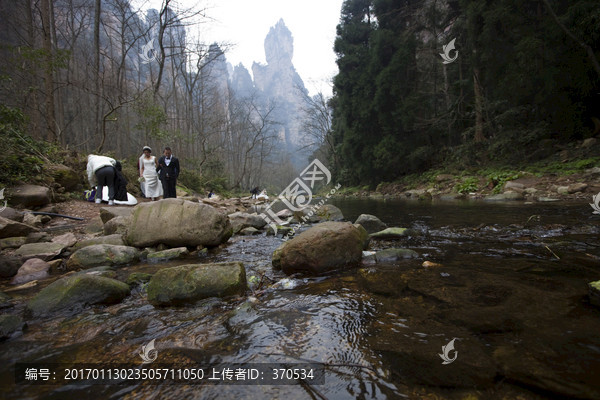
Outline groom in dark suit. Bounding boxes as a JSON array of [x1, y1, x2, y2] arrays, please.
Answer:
[[157, 147, 180, 198]]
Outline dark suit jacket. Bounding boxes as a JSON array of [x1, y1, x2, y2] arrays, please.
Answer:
[[156, 156, 180, 180]]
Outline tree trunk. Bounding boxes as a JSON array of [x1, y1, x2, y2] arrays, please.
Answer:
[[93, 0, 101, 148], [40, 0, 56, 142], [473, 65, 484, 143]]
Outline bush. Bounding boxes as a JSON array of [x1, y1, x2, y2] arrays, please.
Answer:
[[455, 177, 478, 194]]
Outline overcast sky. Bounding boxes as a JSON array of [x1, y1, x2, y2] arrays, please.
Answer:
[[132, 0, 345, 96]]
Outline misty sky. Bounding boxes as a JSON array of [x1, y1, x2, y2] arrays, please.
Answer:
[[132, 0, 345, 96]]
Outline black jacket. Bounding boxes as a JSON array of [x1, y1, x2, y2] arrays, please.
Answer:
[[156, 156, 180, 180]]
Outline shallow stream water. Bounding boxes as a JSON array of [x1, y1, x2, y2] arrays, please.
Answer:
[[1, 198, 600, 399]]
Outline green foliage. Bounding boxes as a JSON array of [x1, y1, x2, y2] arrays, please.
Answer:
[[0, 105, 59, 186], [486, 171, 521, 194], [330, 0, 600, 186], [455, 177, 479, 194]]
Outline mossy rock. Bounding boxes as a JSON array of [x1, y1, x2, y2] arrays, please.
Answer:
[[27, 274, 130, 316], [147, 262, 247, 306], [126, 272, 153, 287]]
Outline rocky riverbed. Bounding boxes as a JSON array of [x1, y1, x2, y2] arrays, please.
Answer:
[[1, 194, 600, 399]]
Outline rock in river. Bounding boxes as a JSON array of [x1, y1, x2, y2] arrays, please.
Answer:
[[66, 244, 139, 269], [354, 214, 387, 234], [147, 262, 247, 306], [274, 221, 363, 275], [27, 274, 130, 316], [370, 227, 416, 239], [126, 198, 232, 248]]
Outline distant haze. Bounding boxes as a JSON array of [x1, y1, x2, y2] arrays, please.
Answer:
[[132, 0, 344, 97]]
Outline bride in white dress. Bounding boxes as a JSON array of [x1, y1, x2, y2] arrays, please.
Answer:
[[140, 146, 163, 200]]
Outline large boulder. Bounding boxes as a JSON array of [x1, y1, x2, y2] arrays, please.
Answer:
[[11, 258, 51, 285], [228, 212, 267, 233], [72, 234, 125, 250], [27, 274, 130, 316], [0, 216, 39, 239], [66, 244, 139, 269], [126, 199, 232, 248], [274, 221, 363, 275], [14, 241, 67, 261], [354, 214, 387, 234], [147, 262, 247, 306], [48, 164, 80, 191], [8, 184, 51, 207]]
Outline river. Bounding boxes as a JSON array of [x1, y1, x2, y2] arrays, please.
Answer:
[[1, 198, 599, 399]]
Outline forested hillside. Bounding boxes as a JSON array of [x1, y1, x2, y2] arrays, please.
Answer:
[[330, 0, 600, 185], [0, 0, 318, 192]]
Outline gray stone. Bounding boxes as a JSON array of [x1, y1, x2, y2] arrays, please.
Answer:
[[0, 257, 21, 278], [239, 227, 261, 235], [11, 258, 51, 285], [27, 274, 130, 316], [103, 215, 130, 235], [51, 232, 78, 248], [0, 236, 27, 249], [275, 221, 363, 275], [72, 234, 125, 250], [0, 315, 24, 338], [8, 184, 51, 208], [25, 232, 51, 243], [67, 244, 140, 269], [0, 207, 23, 222], [0, 216, 39, 239], [14, 241, 67, 261], [435, 174, 454, 182], [556, 186, 569, 195], [370, 227, 417, 239], [354, 214, 387, 234], [504, 181, 524, 191], [147, 247, 189, 263], [229, 211, 267, 233], [567, 183, 588, 194], [99, 207, 133, 224], [72, 266, 117, 279], [126, 198, 232, 248], [147, 262, 247, 306], [126, 272, 153, 287], [524, 187, 538, 195], [22, 213, 44, 227]]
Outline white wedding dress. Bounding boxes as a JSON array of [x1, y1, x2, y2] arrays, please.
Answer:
[[142, 156, 163, 198]]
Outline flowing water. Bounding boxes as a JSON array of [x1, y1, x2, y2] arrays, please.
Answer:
[[1, 198, 600, 399]]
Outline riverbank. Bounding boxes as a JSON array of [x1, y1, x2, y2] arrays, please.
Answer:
[[334, 166, 600, 203]]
